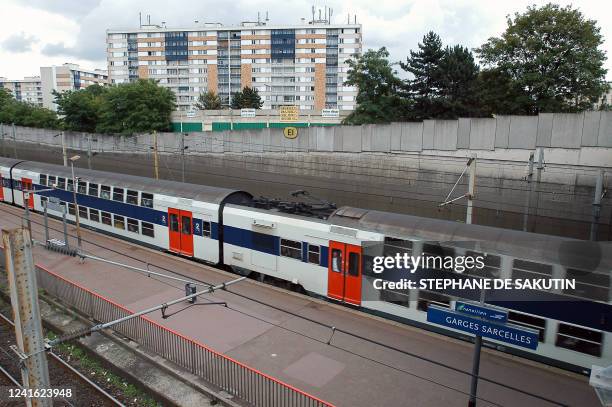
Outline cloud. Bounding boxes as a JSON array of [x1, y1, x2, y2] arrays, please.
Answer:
[[1, 32, 38, 53]]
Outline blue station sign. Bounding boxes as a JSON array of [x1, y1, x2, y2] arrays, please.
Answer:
[[455, 301, 508, 324], [427, 305, 539, 350]]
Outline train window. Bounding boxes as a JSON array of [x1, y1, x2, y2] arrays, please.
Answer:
[[564, 268, 609, 302], [384, 237, 412, 257], [40, 174, 47, 186], [508, 311, 546, 342], [100, 185, 111, 199], [89, 209, 100, 222], [331, 249, 342, 272], [88, 183, 99, 197], [78, 206, 88, 220], [78, 181, 87, 194], [555, 323, 602, 357], [513, 259, 552, 280], [141, 193, 153, 208], [142, 222, 155, 237], [280, 239, 301, 260], [308, 244, 320, 264], [127, 218, 139, 233], [170, 213, 180, 232], [48, 176, 56, 187], [202, 221, 211, 237], [101, 212, 112, 226], [114, 215, 125, 230], [113, 187, 124, 202], [422, 243, 455, 271], [381, 289, 410, 308], [347, 252, 360, 276], [417, 291, 450, 312], [253, 232, 276, 253], [126, 190, 139, 205], [181, 216, 191, 235], [57, 177, 66, 190], [465, 251, 501, 278], [40, 196, 48, 204], [67, 179, 74, 192], [68, 203, 76, 215]]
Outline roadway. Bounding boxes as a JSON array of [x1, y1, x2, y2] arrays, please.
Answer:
[[0, 203, 601, 407]]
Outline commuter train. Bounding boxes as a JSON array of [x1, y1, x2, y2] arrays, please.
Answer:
[[1, 157, 610, 373]]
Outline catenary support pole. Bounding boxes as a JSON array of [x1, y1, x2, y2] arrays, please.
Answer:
[[522, 152, 535, 231], [466, 155, 476, 224], [181, 132, 185, 183], [530, 148, 544, 232], [153, 131, 159, 180], [3, 228, 52, 407], [61, 131, 67, 167], [12, 123, 18, 159], [590, 169, 604, 241], [87, 135, 92, 170]]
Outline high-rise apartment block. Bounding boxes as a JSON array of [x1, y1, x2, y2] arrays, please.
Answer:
[[40, 63, 108, 110], [106, 19, 362, 111], [0, 77, 43, 106]]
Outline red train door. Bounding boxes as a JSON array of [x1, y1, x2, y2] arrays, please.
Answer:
[[168, 208, 194, 257], [0, 175, 4, 201], [327, 241, 362, 306], [22, 178, 34, 209]]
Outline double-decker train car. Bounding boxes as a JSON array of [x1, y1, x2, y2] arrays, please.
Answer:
[[1, 157, 610, 373]]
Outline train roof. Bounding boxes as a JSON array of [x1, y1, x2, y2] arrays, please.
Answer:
[[0, 157, 25, 169], [5, 158, 252, 205], [330, 206, 612, 272]]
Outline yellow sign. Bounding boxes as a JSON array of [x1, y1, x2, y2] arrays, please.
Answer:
[[284, 127, 298, 139], [279, 105, 299, 122]]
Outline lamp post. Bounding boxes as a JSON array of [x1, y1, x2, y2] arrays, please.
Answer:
[[70, 155, 82, 248]]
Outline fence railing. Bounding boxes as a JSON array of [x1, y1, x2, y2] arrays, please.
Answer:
[[36, 264, 335, 407]]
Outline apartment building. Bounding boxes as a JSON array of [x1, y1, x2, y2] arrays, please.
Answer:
[[0, 77, 43, 106], [106, 20, 361, 111], [40, 63, 108, 110]]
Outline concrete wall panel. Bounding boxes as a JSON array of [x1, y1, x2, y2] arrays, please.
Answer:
[[400, 122, 423, 151], [422, 120, 435, 150], [551, 113, 583, 148], [581, 111, 601, 147], [536, 113, 553, 147], [507, 115, 536, 149], [469, 118, 496, 150], [340, 126, 362, 152], [372, 124, 391, 152], [433, 120, 458, 150], [598, 111, 612, 147], [390, 123, 402, 151], [457, 118, 471, 149], [361, 125, 372, 151]]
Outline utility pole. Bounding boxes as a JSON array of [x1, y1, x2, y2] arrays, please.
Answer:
[[466, 155, 477, 224], [181, 132, 186, 183], [1, 122, 5, 157], [87, 135, 92, 170], [590, 170, 605, 241], [3, 228, 52, 407], [12, 122, 18, 159], [61, 131, 67, 167], [153, 131, 160, 180], [530, 148, 544, 232], [70, 155, 82, 248], [522, 152, 535, 231]]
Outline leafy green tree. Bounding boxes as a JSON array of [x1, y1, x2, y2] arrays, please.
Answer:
[[474, 69, 532, 116], [436, 45, 482, 118], [342, 47, 406, 125], [53, 84, 106, 132], [230, 90, 243, 109], [96, 79, 176, 134], [401, 31, 445, 120], [0, 88, 59, 129], [195, 90, 222, 110], [240, 86, 264, 109], [476, 3, 608, 113]]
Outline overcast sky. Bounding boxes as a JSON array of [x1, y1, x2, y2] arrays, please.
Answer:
[[1, 0, 611, 80]]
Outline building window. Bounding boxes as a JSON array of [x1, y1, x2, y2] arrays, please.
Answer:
[[88, 183, 99, 197], [126, 190, 139, 205], [141, 192, 153, 208], [308, 244, 320, 264], [142, 221, 155, 237], [113, 187, 124, 202], [556, 323, 602, 357], [89, 209, 100, 222], [101, 185, 111, 199], [78, 206, 88, 220], [280, 239, 301, 260], [101, 211, 112, 225], [127, 218, 139, 233], [114, 215, 125, 230]]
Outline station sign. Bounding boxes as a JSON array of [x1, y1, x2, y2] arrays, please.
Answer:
[[427, 305, 538, 350], [283, 127, 298, 139], [279, 106, 299, 122], [455, 301, 508, 324], [321, 108, 339, 118], [241, 108, 256, 118]]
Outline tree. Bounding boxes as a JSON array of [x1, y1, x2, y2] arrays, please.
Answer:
[[476, 3, 608, 113], [230, 87, 263, 109], [342, 47, 406, 125], [54, 84, 106, 132], [436, 45, 482, 118], [0, 88, 59, 129], [474, 69, 532, 116], [401, 31, 445, 120], [195, 90, 222, 110], [96, 79, 176, 134]]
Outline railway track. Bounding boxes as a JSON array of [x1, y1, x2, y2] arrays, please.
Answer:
[[0, 311, 125, 407]]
